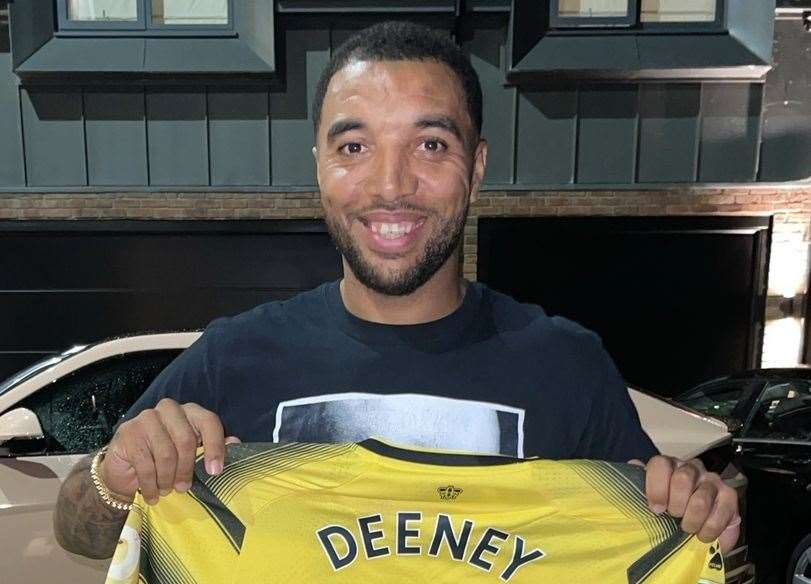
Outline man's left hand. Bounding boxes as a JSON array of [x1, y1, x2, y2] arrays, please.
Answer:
[[629, 455, 741, 554]]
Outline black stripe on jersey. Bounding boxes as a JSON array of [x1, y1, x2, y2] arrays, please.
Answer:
[[569, 461, 678, 549], [626, 530, 692, 584], [359, 439, 523, 466], [204, 442, 353, 504], [187, 480, 246, 553], [210, 443, 331, 501], [600, 463, 679, 546], [140, 514, 198, 584]]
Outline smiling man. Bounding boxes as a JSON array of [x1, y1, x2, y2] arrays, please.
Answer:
[[54, 20, 740, 562]]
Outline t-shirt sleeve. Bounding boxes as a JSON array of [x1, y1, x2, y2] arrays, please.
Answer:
[[118, 320, 224, 426], [573, 336, 659, 463]]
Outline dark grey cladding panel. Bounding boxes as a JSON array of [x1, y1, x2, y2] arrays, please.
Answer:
[[699, 83, 763, 183], [7, 0, 53, 70], [516, 89, 576, 185], [143, 39, 273, 73], [0, 52, 24, 186], [21, 88, 86, 187], [84, 89, 148, 186], [759, 16, 811, 182], [270, 25, 329, 187], [576, 85, 638, 184], [637, 84, 700, 183], [146, 87, 208, 186], [209, 88, 270, 186], [462, 14, 513, 185], [17, 38, 145, 72]]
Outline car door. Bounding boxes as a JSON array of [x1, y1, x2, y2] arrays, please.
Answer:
[[734, 378, 811, 584], [0, 350, 180, 584]]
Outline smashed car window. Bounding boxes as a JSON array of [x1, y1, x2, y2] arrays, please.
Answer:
[[16, 351, 181, 454]]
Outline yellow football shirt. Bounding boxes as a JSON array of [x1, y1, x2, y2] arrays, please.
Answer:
[[105, 440, 725, 584]]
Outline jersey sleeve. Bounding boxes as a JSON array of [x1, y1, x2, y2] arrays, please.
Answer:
[[572, 334, 659, 463], [105, 472, 245, 584], [104, 501, 146, 584]]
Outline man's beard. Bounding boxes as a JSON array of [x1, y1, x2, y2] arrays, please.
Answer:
[[325, 201, 469, 296]]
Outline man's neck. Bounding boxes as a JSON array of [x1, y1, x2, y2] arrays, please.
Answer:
[[339, 264, 467, 325]]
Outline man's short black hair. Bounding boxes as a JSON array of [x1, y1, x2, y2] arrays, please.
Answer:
[[312, 20, 483, 145]]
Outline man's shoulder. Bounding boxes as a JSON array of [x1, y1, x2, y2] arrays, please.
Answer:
[[204, 281, 331, 339], [476, 282, 602, 347]]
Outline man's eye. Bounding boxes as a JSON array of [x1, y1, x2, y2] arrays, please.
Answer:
[[421, 139, 447, 153], [340, 143, 364, 155]]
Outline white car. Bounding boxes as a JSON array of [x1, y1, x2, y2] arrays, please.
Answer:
[[0, 333, 749, 584]]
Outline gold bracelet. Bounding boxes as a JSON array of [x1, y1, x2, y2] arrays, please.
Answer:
[[90, 446, 133, 512]]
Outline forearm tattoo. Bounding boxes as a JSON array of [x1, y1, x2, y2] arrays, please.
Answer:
[[52, 453, 128, 559]]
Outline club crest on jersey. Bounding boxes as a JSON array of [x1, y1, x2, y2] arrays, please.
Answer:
[[316, 512, 545, 581], [438, 486, 463, 501]]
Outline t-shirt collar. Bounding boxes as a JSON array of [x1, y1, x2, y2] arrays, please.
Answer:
[[324, 278, 481, 348]]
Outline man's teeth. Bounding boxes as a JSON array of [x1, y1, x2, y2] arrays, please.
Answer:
[[369, 222, 418, 239]]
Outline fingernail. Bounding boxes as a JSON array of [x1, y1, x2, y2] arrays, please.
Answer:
[[651, 504, 666, 514], [147, 497, 159, 506], [159, 488, 171, 496], [174, 481, 191, 492], [205, 459, 223, 475]]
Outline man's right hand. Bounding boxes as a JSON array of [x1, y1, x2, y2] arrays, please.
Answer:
[[100, 398, 238, 505]]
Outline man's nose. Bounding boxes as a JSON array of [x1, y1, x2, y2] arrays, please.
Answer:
[[364, 146, 418, 201]]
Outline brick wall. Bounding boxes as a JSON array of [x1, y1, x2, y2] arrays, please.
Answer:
[[1, 187, 809, 365]]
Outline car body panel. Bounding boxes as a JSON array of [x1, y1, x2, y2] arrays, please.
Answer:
[[629, 387, 731, 459]]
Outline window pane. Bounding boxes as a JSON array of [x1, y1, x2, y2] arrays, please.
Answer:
[[67, 0, 138, 22], [745, 380, 811, 441], [641, 0, 716, 22], [16, 351, 180, 454], [151, 0, 229, 25], [676, 381, 750, 419], [558, 0, 629, 18]]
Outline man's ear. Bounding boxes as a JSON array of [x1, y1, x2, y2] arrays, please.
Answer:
[[470, 138, 488, 205]]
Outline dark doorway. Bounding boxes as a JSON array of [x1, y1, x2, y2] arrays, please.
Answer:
[[477, 216, 772, 397], [0, 220, 342, 382]]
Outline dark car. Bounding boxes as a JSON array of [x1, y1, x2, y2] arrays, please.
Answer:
[[675, 368, 811, 584]]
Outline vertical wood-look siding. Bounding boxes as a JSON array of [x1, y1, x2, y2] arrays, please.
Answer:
[[515, 89, 577, 184], [270, 24, 329, 186], [463, 15, 515, 185], [637, 84, 701, 183], [699, 83, 763, 183], [0, 51, 25, 187], [577, 84, 638, 184], [21, 88, 86, 187], [209, 88, 271, 186], [85, 89, 149, 186], [146, 87, 209, 186], [1, 16, 781, 189]]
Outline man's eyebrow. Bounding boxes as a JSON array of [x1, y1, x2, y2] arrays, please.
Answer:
[[414, 116, 465, 143], [326, 119, 364, 144]]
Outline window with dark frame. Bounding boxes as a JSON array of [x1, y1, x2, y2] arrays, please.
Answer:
[[57, 0, 233, 33], [550, 0, 723, 30]]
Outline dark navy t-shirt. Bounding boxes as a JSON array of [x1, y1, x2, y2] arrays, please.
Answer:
[[124, 280, 657, 462]]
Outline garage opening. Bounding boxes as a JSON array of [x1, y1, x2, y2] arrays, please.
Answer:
[[477, 216, 772, 397], [0, 219, 341, 382]]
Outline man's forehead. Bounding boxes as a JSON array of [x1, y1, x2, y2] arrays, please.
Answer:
[[321, 59, 470, 129]]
